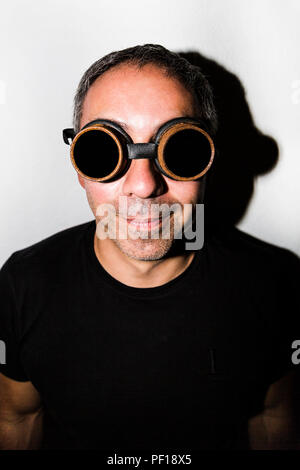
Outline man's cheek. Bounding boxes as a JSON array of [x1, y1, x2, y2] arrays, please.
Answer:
[[86, 184, 108, 205], [169, 181, 201, 204]]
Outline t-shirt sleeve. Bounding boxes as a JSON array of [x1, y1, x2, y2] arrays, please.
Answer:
[[0, 254, 29, 381]]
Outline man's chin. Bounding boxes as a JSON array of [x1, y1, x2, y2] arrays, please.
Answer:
[[113, 237, 174, 261]]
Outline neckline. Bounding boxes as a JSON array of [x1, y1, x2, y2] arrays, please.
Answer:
[[84, 220, 204, 299]]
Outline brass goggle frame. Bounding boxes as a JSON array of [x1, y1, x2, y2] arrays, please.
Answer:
[[63, 117, 215, 182]]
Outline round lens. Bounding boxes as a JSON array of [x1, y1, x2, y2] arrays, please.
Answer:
[[73, 129, 120, 179], [163, 128, 212, 179]]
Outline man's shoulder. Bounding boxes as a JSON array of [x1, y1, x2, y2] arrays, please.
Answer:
[[234, 226, 298, 261], [1, 220, 95, 276], [211, 225, 300, 275]]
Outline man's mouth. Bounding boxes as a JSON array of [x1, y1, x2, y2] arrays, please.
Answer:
[[125, 217, 163, 230]]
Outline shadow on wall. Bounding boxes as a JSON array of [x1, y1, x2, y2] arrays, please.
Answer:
[[178, 51, 279, 228]]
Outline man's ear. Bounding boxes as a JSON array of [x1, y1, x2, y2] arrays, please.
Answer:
[[77, 174, 86, 189]]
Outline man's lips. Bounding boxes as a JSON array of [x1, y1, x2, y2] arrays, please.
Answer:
[[117, 215, 165, 231], [125, 217, 162, 227], [125, 217, 161, 222]]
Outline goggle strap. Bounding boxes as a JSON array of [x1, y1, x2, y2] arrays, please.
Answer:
[[127, 143, 157, 160], [63, 128, 75, 145]]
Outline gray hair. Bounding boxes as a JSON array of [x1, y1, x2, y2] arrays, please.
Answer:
[[73, 44, 217, 135]]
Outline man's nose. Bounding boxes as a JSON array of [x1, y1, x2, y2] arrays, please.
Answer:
[[122, 158, 165, 199]]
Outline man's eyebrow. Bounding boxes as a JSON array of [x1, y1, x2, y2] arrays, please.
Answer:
[[92, 117, 130, 132], [114, 119, 158, 140], [92, 115, 195, 141], [109, 119, 130, 132]]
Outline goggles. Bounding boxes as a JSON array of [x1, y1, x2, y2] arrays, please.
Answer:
[[63, 117, 215, 182]]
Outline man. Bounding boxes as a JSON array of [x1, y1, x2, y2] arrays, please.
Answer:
[[0, 44, 299, 450]]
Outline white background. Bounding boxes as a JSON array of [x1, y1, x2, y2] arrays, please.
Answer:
[[0, 0, 299, 266]]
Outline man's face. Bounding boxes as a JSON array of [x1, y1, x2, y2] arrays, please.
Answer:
[[79, 63, 203, 261]]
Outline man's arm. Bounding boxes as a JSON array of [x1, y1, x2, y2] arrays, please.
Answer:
[[0, 372, 43, 449], [248, 370, 300, 449]]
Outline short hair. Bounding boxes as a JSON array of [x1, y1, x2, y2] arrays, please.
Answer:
[[73, 43, 217, 136]]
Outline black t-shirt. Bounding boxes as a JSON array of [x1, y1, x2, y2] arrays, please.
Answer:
[[0, 220, 299, 450]]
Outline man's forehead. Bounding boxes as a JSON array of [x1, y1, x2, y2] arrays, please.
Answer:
[[80, 63, 196, 130], [88, 62, 185, 91]]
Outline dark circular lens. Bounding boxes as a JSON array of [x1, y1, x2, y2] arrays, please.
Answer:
[[163, 128, 212, 178], [73, 129, 120, 179]]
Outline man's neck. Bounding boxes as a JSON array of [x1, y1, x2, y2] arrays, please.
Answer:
[[93, 233, 195, 288]]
